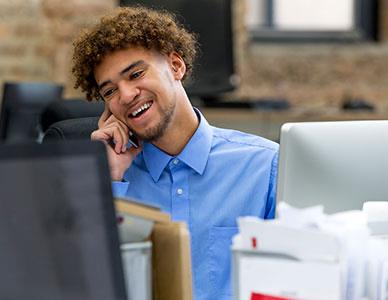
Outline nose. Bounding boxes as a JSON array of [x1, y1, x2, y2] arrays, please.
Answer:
[[117, 80, 140, 105]]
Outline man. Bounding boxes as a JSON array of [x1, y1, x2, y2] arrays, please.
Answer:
[[72, 6, 278, 300]]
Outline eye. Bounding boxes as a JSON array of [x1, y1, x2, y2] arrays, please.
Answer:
[[130, 70, 144, 80], [102, 87, 117, 100]]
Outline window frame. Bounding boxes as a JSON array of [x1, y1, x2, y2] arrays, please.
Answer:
[[248, 0, 378, 43]]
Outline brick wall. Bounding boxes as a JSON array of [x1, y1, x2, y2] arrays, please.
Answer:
[[1, 0, 388, 120], [0, 0, 117, 98], [226, 0, 388, 114], [230, 0, 388, 116]]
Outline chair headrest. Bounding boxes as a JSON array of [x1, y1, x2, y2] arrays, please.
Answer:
[[41, 99, 104, 132], [42, 117, 99, 142]]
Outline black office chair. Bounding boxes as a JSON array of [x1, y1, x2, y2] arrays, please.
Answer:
[[41, 99, 104, 133], [42, 116, 99, 142], [0, 82, 64, 142]]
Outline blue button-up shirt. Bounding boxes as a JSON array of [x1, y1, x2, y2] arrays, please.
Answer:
[[112, 109, 279, 300]]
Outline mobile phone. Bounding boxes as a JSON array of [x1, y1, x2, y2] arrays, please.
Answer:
[[128, 131, 139, 148], [107, 131, 139, 150]]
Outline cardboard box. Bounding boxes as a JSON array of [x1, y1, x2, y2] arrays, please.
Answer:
[[115, 199, 193, 300]]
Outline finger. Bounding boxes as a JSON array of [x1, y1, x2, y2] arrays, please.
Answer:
[[95, 128, 123, 154], [115, 122, 130, 152], [91, 125, 126, 153], [102, 114, 127, 132], [94, 112, 131, 153], [112, 122, 130, 153], [111, 124, 131, 154], [91, 128, 114, 142], [98, 104, 112, 128]]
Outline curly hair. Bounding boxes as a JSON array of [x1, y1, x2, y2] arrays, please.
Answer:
[[72, 6, 198, 101]]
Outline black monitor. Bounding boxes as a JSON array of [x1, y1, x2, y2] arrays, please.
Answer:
[[119, 0, 237, 98], [0, 82, 64, 142], [0, 141, 127, 300]]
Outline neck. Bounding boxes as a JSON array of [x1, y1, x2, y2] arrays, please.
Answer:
[[152, 95, 199, 156]]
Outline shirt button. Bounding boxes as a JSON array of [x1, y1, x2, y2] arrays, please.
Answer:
[[177, 188, 183, 195], [173, 159, 179, 165]]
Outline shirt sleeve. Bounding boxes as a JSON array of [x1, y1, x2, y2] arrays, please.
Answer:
[[264, 150, 278, 219], [111, 180, 130, 198]]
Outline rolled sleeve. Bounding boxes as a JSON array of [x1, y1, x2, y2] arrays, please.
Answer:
[[111, 180, 130, 198]]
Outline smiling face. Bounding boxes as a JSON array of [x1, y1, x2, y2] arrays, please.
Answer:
[[94, 47, 186, 142]]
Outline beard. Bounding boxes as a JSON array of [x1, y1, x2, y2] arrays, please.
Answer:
[[132, 101, 175, 142]]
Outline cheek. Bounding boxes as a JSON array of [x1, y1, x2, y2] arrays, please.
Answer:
[[109, 107, 117, 116], [108, 100, 120, 113], [108, 103, 125, 120], [164, 69, 174, 84]]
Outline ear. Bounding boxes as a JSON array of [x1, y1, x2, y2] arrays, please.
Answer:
[[169, 52, 186, 81]]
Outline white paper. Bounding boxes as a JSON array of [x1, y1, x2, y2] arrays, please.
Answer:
[[233, 202, 373, 300], [238, 255, 341, 300]]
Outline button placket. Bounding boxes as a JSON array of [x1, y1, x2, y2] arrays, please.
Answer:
[[170, 163, 189, 222]]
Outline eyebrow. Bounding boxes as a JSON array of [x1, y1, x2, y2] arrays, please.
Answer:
[[97, 60, 145, 91]]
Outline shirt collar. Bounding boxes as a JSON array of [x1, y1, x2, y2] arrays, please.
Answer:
[[142, 108, 213, 182]]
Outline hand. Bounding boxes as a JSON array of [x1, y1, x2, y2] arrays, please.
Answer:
[[91, 104, 142, 181]]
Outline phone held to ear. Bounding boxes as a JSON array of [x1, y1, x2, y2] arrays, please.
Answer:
[[128, 131, 139, 148], [107, 131, 139, 150]]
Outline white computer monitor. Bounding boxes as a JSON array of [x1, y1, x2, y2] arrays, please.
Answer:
[[277, 120, 388, 213]]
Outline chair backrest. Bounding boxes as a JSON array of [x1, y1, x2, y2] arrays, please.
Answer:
[[41, 99, 104, 133], [42, 116, 99, 142], [0, 82, 64, 142]]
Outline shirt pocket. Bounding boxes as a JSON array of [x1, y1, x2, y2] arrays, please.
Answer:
[[208, 226, 238, 298]]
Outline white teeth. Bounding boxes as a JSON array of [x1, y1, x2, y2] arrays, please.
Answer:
[[131, 102, 152, 117]]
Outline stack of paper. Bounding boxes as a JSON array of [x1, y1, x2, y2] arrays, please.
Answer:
[[363, 201, 388, 300], [232, 202, 370, 300]]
